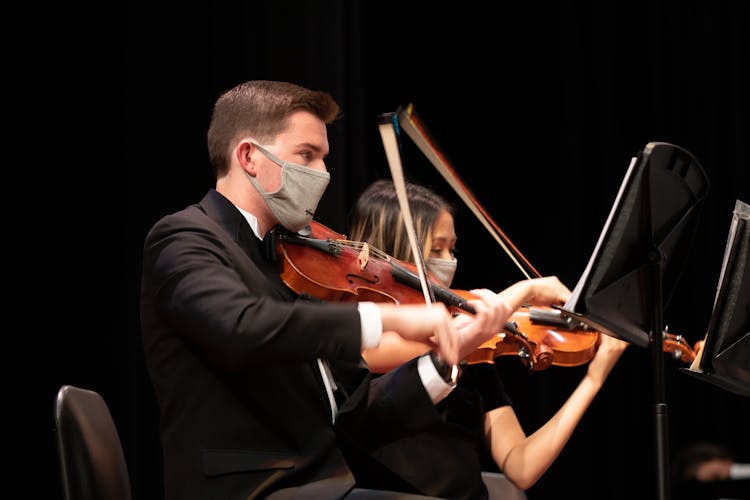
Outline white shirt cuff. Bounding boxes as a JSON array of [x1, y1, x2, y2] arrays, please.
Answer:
[[417, 353, 455, 403], [730, 462, 750, 479], [357, 302, 382, 350]]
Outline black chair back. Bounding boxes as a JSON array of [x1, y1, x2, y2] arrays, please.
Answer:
[[55, 385, 132, 500]]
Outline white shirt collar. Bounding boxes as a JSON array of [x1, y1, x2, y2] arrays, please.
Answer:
[[236, 206, 263, 240]]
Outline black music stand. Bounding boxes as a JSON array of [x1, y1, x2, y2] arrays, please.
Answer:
[[682, 199, 750, 397], [557, 142, 710, 500]]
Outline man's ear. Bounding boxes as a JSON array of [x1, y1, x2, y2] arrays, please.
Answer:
[[237, 140, 257, 174]]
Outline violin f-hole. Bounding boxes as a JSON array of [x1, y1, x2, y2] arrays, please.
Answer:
[[346, 272, 380, 286]]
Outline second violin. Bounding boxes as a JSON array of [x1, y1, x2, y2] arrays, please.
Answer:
[[465, 305, 701, 372]]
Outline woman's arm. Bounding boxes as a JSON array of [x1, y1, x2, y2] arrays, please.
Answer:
[[485, 333, 629, 490]]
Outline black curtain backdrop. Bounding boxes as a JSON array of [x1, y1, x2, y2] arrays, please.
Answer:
[[45, 1, 749, 499]]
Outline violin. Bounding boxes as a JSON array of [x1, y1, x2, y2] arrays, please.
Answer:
[[465, 305, 701, 372], [275, 220, 475, 312], [463, 305, 599, 371]]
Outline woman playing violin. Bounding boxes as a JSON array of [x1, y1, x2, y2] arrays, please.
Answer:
[[344, 179, 630, 498]]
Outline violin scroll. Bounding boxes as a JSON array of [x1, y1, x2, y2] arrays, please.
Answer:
[[465, 328, 555, 372], [662, 332, 701, 363]]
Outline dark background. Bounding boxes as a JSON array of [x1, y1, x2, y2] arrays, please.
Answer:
[[44, 1, 748, 499]]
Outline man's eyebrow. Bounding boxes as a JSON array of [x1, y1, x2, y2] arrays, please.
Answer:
[[297, 142, 330, 158], [297, 142, 326, 156]]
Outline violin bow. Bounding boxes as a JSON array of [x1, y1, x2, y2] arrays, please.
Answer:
[[377, 112, 435, 306], [396, 104, 542, 280], [395, 104, 585, 331], [378, 112, 460, 382]]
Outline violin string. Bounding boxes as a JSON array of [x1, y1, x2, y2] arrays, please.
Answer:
[[337, 239, 393, 261]]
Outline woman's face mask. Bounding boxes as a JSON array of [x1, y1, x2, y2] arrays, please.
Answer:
[[427, 256, 458, 287], [246, 142, 330, 232]]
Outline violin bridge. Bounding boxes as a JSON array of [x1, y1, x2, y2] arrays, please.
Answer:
[[358, 242, 370, 270]]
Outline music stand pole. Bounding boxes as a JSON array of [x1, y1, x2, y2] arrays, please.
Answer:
[[649, 248, 670, 500]]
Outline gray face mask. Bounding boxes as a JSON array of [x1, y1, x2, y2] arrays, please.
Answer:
[[427, 256, 458, 287], [247, 143, 330, 232]]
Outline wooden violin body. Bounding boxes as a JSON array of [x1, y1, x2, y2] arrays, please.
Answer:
[[276, 220, 473, 312], [463, 303, 599, 372]]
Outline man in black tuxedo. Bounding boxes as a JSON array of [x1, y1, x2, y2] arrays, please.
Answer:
[[140, 80, 512, 499]]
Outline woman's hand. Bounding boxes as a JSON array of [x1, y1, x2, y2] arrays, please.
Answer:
[[586, 333, 629, 386], [523, 276, 571, 307]]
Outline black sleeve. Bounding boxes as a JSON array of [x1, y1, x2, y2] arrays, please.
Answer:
[[462, 362, 513, 412]]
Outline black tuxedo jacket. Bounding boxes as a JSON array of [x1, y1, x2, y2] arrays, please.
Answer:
[[140, 189, 444, 500]]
